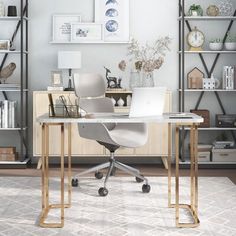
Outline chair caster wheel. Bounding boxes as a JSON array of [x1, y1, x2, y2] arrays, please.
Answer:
[[135, 175, 144, 183], [98, 187, 108, 197], [142, 184, 151, 193], [95, 171, 103, 179], [72, 178, 78, 187]]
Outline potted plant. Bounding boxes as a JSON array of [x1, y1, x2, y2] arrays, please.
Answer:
[[188, 4, 203, 16], [209, 38, 223, 51], [225, 32, 236, 50]]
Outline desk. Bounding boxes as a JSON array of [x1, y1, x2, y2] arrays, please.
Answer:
[[37, 113, 203, 228]]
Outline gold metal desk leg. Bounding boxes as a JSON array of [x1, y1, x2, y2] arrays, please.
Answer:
[[67, 123, 72, 206], [168, 124, 200, 228], [168, 123, 172, 207], [39, 123, 65, 228]]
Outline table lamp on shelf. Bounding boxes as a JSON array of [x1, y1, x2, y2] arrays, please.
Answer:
[[58, 51, 81, 91]]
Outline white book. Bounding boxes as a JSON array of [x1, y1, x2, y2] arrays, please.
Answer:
[[2, 100, 9, 128]]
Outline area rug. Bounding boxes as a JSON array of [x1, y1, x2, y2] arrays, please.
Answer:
[[0, 176, 235, 236]]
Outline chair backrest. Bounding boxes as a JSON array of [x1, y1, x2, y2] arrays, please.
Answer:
[[74, 73, 114, 113], [73, 73, 115, 136]]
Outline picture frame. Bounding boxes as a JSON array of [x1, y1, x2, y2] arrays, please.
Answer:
[[95, 0, 130, 42], [52, 14, 81, 42], [0, 40, 10, 50], [71, 23, 103, 42], [51, 71, 63, 87]]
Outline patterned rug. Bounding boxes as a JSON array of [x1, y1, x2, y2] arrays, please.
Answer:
[[0, 176, 235, 236]]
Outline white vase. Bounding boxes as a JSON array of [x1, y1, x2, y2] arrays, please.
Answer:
[[117, 97, 125, 107], [225, 42, 236, 50], [111, 97, 116, 106], [209, 43, 223, 51], [0, 1, 5, 17], [126, 95, 132, 106], [142, 71, 154, 87]]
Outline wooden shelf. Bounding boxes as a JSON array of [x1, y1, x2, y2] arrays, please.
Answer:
[[106, 90, 132, 94], [0, 50, 28, 54], [184, 127, 236, 131], [178, 16, 236, 21], [178, 50, 236, 54], [0, 16, 28, 21], [0, 88, 29, 92], [0, 127, 27, 131], [50, 41, 131, 44], [179, 89, 236, 92]]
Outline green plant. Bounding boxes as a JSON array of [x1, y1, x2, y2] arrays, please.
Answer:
[[209, 38, 222, 43], [188, 4, 203, 16], [226, 32, 236, 43]]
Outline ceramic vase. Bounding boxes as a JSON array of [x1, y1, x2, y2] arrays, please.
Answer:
[[117, 97, 125, 107]]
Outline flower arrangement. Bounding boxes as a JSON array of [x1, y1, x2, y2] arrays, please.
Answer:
[[127, 37, 172, 73]]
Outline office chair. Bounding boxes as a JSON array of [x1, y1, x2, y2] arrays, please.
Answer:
[[72, 73, 150, 196]]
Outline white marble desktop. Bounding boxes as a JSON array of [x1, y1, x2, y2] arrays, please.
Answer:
[[36, 112, 203, 124]]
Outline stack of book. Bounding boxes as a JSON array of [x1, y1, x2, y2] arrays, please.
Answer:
[[0, 147, 18, 161], [0, 100, 16, 128], [222, 66, 236, 90]]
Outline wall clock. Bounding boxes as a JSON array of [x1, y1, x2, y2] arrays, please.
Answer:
[[187, 26, 205, 51]]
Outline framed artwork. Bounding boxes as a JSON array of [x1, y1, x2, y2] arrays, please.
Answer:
[[71, 23, 103, 42], [95, 0, 130, 42], [51, 71, 63, 87], [52, 14, 81, 42]]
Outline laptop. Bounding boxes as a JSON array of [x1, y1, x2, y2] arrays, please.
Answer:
[[129, 87, 166, 117]]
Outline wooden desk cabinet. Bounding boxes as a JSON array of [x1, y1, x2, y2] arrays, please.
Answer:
[[33, 91, 172, 159]]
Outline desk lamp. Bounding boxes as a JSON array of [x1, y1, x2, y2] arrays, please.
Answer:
[[58, 51, 81, 91]]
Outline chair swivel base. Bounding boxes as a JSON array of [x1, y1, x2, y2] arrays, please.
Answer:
[[72, 156, 151, 196]]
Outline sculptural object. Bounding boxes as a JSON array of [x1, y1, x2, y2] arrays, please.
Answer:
[[0, 62, 16, 83], [104, 67, 122, 89]]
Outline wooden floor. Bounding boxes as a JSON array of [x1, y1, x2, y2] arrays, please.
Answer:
[[0, 165, 236, 184]]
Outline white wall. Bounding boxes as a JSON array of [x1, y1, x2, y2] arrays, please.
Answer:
[[29, 0, 178, 91]]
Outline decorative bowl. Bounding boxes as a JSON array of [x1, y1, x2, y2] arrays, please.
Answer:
[[209, 42, 223, 51], [224, 42, 236, 50]]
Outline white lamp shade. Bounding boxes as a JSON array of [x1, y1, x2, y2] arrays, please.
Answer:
[[58, 51, 82, 69]]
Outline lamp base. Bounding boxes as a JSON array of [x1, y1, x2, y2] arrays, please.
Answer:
[[64, 87, 74, 91]]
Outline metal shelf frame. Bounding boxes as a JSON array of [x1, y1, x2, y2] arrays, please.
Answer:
[[178, 0, 236, 163], [0, 0, 29, 166]]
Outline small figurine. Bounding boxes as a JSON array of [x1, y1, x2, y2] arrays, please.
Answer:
[[104, 66, 122, 89], [0, 62, 16, 83]]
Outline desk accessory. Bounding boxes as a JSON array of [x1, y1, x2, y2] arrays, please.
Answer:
[[58, 51, 81, 91], [48, 94, 55, 117], [104, 67, 122, 89], [7, 6, 17, 16]]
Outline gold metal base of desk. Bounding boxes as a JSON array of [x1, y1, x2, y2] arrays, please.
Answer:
[[39, 123, 72, 228], [39, 120, 200, 228], [168, 123, 200, 228]]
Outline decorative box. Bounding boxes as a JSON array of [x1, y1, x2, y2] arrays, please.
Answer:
[[190, 109, 210, 127], [198, 151, 211, 162], [203, 78, 215, 89], [212, 148, 236, 162]]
